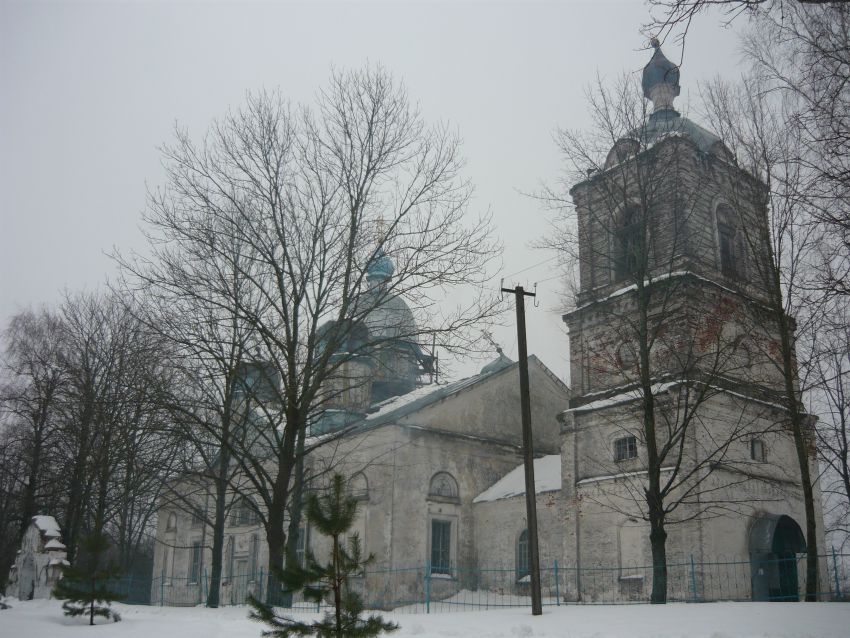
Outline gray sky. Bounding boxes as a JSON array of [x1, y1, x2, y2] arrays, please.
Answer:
[[0, 0, 745, 382]]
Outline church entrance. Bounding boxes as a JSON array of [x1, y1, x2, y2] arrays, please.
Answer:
[[749, 514, 806, 601]]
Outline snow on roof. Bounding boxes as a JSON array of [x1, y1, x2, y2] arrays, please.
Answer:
[[473, 455, 561, 503], [32, 515, 61, 538], [364, 383, 443, 421], [566, 381, 679, 413], [566, 270, 763, 318], [44, 539, 66, 550], [48, 558, 70, 567]]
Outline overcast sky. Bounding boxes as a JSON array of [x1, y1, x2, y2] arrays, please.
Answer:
[[0, 0, 746, 382]]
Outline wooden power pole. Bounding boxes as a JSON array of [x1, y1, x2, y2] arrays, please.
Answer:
[[501, 284, 542, 616]]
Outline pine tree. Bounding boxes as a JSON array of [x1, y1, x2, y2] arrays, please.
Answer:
[[250, 474, 397, 638], [53, 529, 124, 625]]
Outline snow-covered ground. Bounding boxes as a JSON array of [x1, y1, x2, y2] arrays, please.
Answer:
[[1, 598, 849, 638]]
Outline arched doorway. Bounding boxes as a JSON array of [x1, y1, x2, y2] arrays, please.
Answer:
[[749, 514, 806, 601]]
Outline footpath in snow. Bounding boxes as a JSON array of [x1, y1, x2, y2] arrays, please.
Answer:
[[1, 598, 850, 638]]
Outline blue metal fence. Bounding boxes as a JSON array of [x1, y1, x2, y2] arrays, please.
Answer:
[[106, 551, 849, 612]]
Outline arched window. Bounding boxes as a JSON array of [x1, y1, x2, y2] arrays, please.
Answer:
[[716, 204, 746, 279], [428, 472, 459, 500], [165, 513, 177, 532], [616, 342, 637, 371], [231, 497, 259, 526], [516, 529, 530, 580], [348, 472, 369, 501], [613, 205, 643, 282]]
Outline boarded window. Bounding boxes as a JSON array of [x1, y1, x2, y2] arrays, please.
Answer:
[[348, 472, 369, 501]]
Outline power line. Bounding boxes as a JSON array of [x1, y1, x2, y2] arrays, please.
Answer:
[[502, 255, 559, 281]]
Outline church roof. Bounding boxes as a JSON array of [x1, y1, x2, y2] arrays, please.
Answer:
[[473, 454, 561, 503], [361, 355, 526, 427], [638, 109, 723, 154], [32, 515, 61, 539]]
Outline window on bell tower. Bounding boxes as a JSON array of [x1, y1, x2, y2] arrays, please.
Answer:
[[613, 205, 643, 282], [716, 204, 746, 279]]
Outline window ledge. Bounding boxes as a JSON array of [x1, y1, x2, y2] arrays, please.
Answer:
[[618, 575, 645, 581], [428, 572, 456, 580]]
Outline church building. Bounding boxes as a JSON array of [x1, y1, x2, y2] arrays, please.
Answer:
[[150, 44, 824, 606]]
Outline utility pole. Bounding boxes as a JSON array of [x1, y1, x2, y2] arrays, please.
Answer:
[[501, 284, 542, 616]]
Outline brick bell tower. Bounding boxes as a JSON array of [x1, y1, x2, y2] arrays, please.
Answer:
[[557, 42, 821, 603]]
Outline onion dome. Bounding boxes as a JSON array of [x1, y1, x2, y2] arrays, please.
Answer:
[[367, 248, 395, 283], [642, 38, 680, 113]]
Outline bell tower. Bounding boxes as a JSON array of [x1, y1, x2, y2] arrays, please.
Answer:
[[557, 44, 822, 601]]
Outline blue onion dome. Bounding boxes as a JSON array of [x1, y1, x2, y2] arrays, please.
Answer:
[[642, 38, 680, 113], [367, 247, 395, 283]]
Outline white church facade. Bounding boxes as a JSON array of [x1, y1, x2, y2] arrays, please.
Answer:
[[150, 45, 825, 606]]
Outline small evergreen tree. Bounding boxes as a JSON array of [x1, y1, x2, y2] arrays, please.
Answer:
[[250, 474, 397, 638], [53, 529, 124, 625]]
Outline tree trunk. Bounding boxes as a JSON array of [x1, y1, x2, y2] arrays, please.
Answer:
[[206, 448, 230, 608], [332, 533, 342, 638], [648, 500, 668, 604], [776, 304, 819, 600], [264, 405, 300, 604]]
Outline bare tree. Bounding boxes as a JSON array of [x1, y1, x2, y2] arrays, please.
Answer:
[[118, 65, 501, 598], [0, 310, 67, 541], [808, 299, 850, 550], [702, 72, 828, 600]]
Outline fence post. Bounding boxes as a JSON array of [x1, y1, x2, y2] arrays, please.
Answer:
[[425, 562, 431, 614], [160, 574, 164, 607], [689, 555, 698, 603], [554, 560, 560, 606], [832, 547, 842, 600]]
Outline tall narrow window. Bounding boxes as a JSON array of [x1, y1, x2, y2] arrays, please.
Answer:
[[225, 536, 234, 584], [751, 439, 766, 462], [250, 534, 259, 582], [614, 205, 643, 281], [430, 520, 452, 575], [295, 526, 307, 568], [189, 541, 202, 584], [717, 204, 745, 279], [516, 529, 530, 580]]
